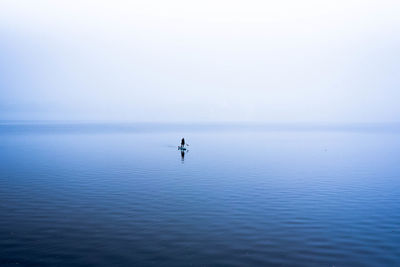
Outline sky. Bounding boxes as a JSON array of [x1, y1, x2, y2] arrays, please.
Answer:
[[0, 0, 399, 123]]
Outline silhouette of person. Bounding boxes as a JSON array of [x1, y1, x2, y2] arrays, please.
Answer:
[[181, 138, 185, 147]]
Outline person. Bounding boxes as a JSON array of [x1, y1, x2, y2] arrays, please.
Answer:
[[181, 138, 185, 147]]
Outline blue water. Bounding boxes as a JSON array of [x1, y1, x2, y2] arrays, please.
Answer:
[[1, 123, 399, 266]]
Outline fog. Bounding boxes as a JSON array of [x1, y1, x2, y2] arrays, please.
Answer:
[[1, 0, 399, 122]]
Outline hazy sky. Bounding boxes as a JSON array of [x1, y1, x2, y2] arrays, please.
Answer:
[[1, 0, 399, 122]]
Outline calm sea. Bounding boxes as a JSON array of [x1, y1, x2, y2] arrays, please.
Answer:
[[1, 123, 399, 266]]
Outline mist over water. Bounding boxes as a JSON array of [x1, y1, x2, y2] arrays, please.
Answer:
[[1, 1, 400, 265], [1, 123, 399, 266], [1, 1, 400, 122]]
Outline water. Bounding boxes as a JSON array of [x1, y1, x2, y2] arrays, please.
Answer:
[[1, 123, 399, 266]]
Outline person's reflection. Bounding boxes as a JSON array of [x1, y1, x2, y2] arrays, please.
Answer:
[[181, 150, 185, 162]]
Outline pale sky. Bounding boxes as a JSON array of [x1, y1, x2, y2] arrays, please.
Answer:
[[1, 0, 399, 122]]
